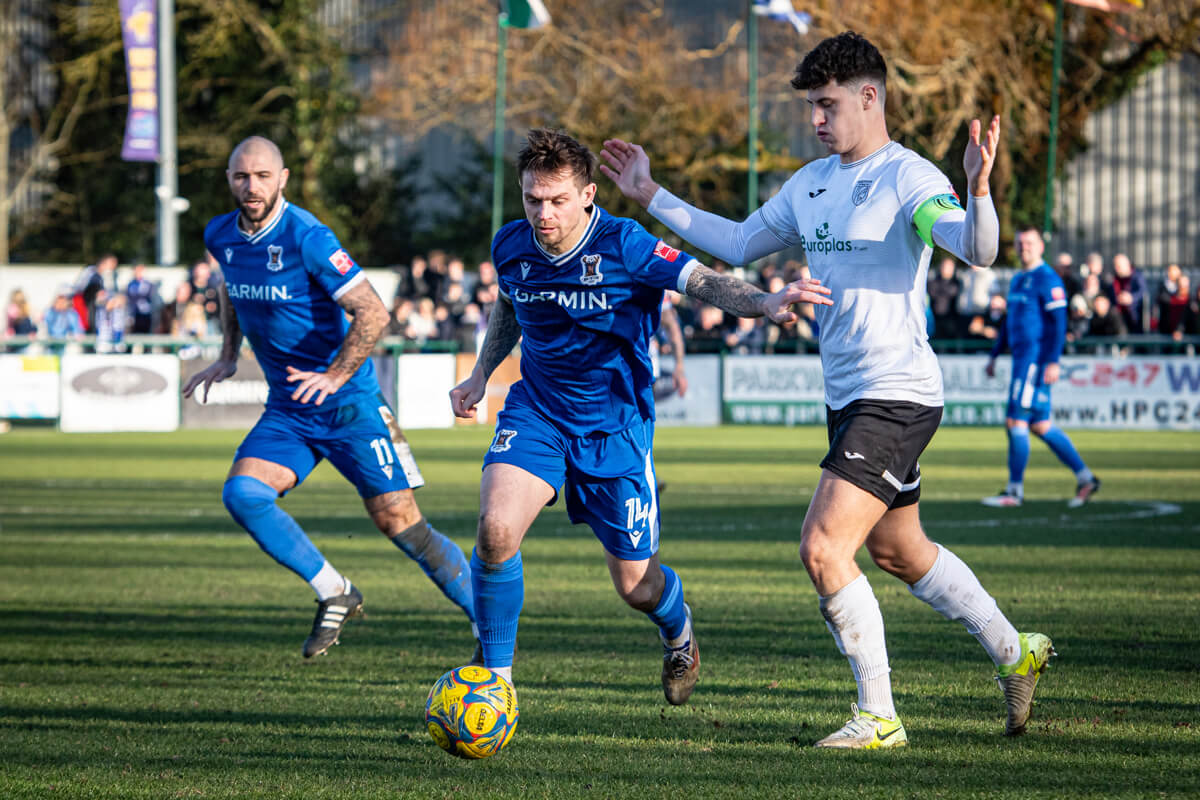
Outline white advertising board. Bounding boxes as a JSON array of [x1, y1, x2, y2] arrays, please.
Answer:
[[656, 354, 721, 426], [0, 354, 60, 419], [396, 353, 456, 429], [59, 354, 180, 432], [724, 354, 1200, 430]]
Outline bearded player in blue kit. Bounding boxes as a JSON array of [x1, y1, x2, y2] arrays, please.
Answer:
[[449, 128, 831, 705], [183, 136, 478, 660]]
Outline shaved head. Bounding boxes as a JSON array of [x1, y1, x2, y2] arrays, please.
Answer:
[[229, 136, 284, 171], [226, 136, 289, 233]]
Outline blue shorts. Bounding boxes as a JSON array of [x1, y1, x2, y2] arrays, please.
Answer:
[[482, 392, 660, 561], [1006, 361, 1052, 423], [235, 392, 424, 498]]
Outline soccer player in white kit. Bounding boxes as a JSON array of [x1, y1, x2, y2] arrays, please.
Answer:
[[601, 32, 1054, 747]]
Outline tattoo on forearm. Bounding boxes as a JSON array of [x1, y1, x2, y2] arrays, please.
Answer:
[[477, 298, 522, 379], [329, 286, 386, 379], [685, 266, 766, 317], [218, 288, 243, 361]]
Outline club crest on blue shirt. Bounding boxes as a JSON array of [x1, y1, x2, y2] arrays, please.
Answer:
[[580, 254, 604, 286], [490, 428, 518, 453], [852, 180, 873, 207], [520, 261, 532, 279], [267, 245, 284, 271], [224, 247, 233, 264]]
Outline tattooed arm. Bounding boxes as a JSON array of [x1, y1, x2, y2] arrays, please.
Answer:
[[182, 283, 242, 402], [450, 293, 522, 419], [285, 279, 389, 406], [684, 262, 831, 324]]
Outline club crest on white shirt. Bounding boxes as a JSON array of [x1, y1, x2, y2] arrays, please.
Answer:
[[266, 245, 284, 271], [852, 180, 873, 207], [580, 254, 604, 286]]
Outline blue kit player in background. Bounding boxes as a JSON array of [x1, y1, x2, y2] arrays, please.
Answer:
[[183, 136, 479, 660], [982, 227, 1100, 508], [449, 128, 830, 705]]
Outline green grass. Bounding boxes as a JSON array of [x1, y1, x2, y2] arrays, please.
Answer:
[[2, 425, 1199, 799]]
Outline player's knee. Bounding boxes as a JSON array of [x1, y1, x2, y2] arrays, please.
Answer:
[[475, 512, 520, 563], [222, 475, 278, 521], [1030, 420, 1052, 437], [371, 492, 423, 536], [612, 569, 659, 610], [865, 538, 901, 574]]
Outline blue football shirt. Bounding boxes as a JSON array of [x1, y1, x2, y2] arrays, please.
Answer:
[[204, 201, 378, 412], [994, 261, 1068, 365], [492, 206, 697, 436]]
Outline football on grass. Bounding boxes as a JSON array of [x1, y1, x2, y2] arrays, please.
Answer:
[[425, 665, 518, 759]]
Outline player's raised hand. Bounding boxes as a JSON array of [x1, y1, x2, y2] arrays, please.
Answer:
[[285, 365, 345, 406], [964, 115, 1001, 197], [761, 278, 832, 325], [450, 373, 487, 419], [599, 139, 660, 209], [182, 359, 237, 403]]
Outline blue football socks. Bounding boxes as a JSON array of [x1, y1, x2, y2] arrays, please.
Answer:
[[1037, 426, 1089, 476], [223, 475, 324, 581], [1006, 425, 1031, 485], [648, 564, 689, 644], [390, 518, 475, 621], [471, 550, 524, 669]]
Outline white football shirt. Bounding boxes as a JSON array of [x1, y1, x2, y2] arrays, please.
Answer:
[[757, 141, 957, 410]]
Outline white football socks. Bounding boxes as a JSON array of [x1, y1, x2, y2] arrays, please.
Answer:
[[909, 543, 1021, 667], [310, 561, 349, 601], [819, 573, 896, 720]]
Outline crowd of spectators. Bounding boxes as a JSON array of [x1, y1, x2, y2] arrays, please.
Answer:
[[927, 251, 1200, 345], [5, 247, 1200, 355]]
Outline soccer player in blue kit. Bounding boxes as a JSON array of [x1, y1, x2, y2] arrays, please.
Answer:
[[183, 136, 478, 660], [449, 128, 831, 704], [982, 227, 1100, 508]]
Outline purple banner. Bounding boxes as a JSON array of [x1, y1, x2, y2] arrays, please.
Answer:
[[119, 0, 158, 161]]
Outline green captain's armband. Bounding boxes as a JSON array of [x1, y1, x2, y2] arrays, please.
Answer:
[[913, 193, 963, 248]]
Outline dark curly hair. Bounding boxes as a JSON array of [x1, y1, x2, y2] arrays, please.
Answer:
[[517, 128, 597, 187], [791, 31, 887, 93]]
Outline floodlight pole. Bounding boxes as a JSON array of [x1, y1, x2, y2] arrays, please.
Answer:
[[747, 2, 759, 218], [155, 0, 180, 265], [492, 13, 509, 238], [1043, 0, 1065, 240]]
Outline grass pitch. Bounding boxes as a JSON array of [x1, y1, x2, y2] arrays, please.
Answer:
[[1, 425, 1198, 799]]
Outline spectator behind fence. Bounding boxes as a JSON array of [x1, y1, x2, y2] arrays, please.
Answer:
[[161, 281, 192, 335], [1087, 294, 1126, 337], [94, 289, 129, 352], [406, 297, 438, 344], [1158, 273, 1193, 341], [44, 288, 84, 339], [1066, 294, 1091, 342], [966, 293, 1006, 340], [189, 256, 223, 333], [387, 298, 414, 338], [1189, 282, 1200, 336], [725, 315, 767, 354], [1109, 253, 1145, 333], [75, 253, 118, 332], [6, 289, 37, 336], [126, 262, 161, 334], [1155, 264, 1183, 332], [1083, 252, 1110, 294], [958, 262, 996, 323], [1054, 251, 1083, 300], [178, 296, 209, 338], [927, 257, 962, 339]]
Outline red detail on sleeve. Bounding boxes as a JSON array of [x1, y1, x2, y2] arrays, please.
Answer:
[[653, 240, 681, 262], [328, 249, 356, 274], [1051, 286, 1065, 300]]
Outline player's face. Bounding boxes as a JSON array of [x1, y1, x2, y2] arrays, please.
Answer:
[[227, 148, 289, 231], [521, 169, 596, 254], [1015, 231, 1044, 267], [806, 80, 872, 158]]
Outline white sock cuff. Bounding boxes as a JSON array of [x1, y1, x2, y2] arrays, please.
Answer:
[[310, 561, 347, 601]]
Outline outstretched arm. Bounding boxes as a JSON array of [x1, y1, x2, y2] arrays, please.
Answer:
[[450, 294, 522, 419], [683, 263, 831, 325], [933, 116, 1002, 267], [181, 284, 241, 402], [285, 279, 389, 406], [601, 138, 790, 265]]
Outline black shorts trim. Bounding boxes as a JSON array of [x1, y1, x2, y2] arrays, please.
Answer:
[[819, 399, 943, 509]]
